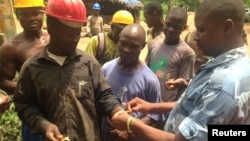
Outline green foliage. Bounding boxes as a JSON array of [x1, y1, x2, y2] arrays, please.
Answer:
[[139, 0, 168, 21], [0, 103, 21, 141], [141, 0, 203, 11]]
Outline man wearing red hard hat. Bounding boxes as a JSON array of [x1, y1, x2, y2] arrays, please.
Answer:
[[13, 0, 126, 140]]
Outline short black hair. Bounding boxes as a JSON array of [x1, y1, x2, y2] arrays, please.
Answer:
[[167, 7, 188, 25], [144, 1, 163, 16], [196, 0, 244, 28]]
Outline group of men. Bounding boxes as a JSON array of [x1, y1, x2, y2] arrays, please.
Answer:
[[0, 0, 250, 141]]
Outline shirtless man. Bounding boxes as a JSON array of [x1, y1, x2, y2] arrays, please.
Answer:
[[0, 0, 49, 95], [0, 0, 49, 140]]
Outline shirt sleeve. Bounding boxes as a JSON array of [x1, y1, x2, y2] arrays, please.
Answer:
[[89, 58, 121, 116], [13, 61, 51, 134], [178, 89, 236, 141]]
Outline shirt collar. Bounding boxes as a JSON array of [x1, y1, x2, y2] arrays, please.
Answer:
[[201, 46, 248, 69], [37, 45, 82, 61]]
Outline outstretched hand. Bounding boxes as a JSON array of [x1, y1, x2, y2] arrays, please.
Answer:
[[165, 78, 189, 90]]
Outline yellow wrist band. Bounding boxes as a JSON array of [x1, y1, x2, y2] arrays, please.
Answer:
[[127, 117, 135, 133], [113, 110, 125, 117]]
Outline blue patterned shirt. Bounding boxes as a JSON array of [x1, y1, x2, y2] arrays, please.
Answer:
[[164, 46, 250, 141]]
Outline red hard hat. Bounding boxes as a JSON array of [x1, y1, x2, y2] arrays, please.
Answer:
[[44, 0, 87, 23]]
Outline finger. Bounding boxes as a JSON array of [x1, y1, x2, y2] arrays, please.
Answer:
[[166, 79, 174, 83], [127, 100, 139, 112], [131, 106, 140, 112], [127, 104, 132, 112], [46, 132, 58, 141], [127, 100, 136, 111], [53, 131, 63, 140], [56, 135, 64, 141]]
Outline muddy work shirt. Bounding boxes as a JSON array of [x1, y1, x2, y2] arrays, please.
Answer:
[[13, 47, 121, 141]]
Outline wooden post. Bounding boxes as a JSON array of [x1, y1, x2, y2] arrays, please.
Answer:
[[0, 0, 17, 40]]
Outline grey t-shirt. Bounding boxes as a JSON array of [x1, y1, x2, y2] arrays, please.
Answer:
[[147, 38, 195, 102]]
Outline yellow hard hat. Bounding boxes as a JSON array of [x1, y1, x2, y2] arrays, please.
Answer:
[[111, 10, 134, 25], [13, 0, 45, 8]]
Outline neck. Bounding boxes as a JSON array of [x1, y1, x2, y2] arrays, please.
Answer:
[[118, 59, 143, 72], [47, 43, 66, 56], [165, 37, 180, 45], [24, 30, 42, 40], [108, 32, 117, 43]]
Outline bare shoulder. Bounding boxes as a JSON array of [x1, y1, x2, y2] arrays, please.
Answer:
[[0, 33, 22, 57], [0, 34, 20, 71]]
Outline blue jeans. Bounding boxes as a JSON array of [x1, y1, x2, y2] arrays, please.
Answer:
[[22, 123, 42, 141]]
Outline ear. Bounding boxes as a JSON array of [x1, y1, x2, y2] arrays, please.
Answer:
[[224, 19, 233, 35]]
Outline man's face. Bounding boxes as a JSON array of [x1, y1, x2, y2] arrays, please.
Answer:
[[118, 31, 144, 65], [144, 12, 155, 28], [16, 7, 44, 32], [49, 22, 81, 56], [195, 13, 225, 57], [111, 24, 126, 43], [164, 14, 186, 45]]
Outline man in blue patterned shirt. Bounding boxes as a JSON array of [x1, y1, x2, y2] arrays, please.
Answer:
[[109, 0, 250, 141]]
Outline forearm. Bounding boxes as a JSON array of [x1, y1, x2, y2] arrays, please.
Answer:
[[86, 21, 91, 32], [0, 79, 16, 94], [109, 106, 125, 118], [139, 115, 156, 126], [131, 119, 175, 141], [150, 102, 176, 114]]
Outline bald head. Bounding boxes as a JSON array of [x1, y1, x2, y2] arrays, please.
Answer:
[[120, 23, 146, 45], [196, 0, 244, 29], [118, 23, 146, 66]]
